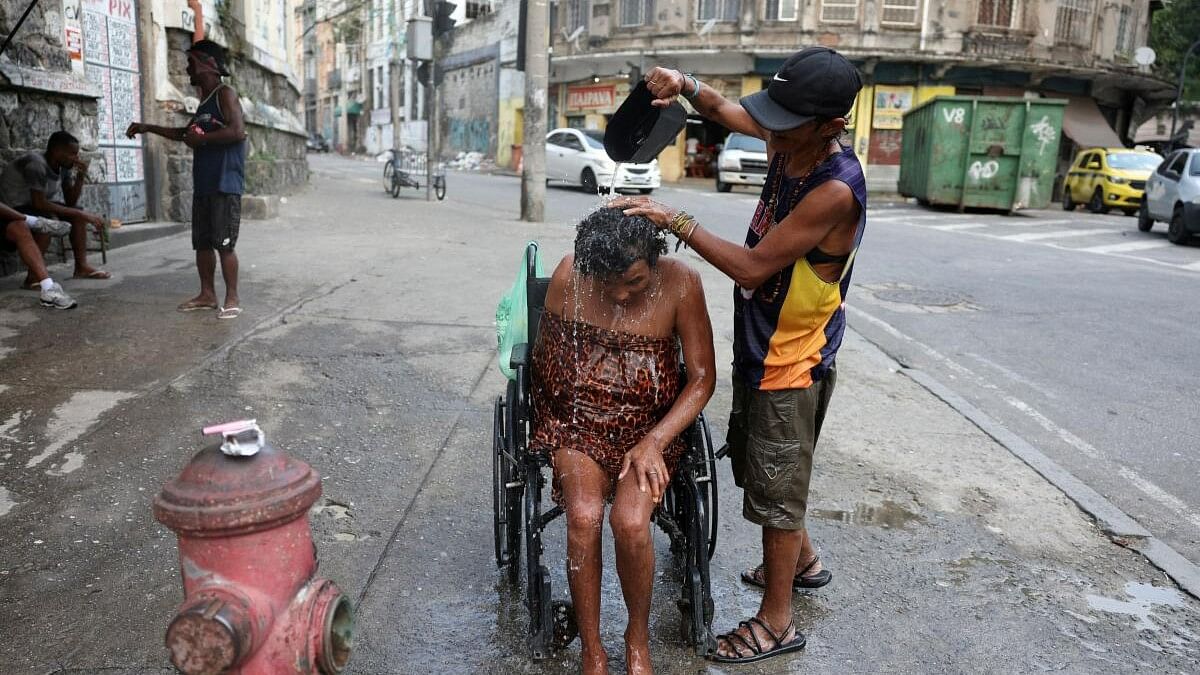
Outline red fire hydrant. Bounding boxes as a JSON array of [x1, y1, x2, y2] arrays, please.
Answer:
[[153, 420, 353, 674]]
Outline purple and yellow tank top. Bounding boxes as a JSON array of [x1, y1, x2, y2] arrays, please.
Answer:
[[733, 143, 867, 391]]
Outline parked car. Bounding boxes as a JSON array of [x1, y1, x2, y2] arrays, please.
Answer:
[[715, 133, 769, 192], [1138, 148, 1200, 244], [1062, 147, 1162, 215], [545, 128, 660, 194], [306, 134, 330, 153]]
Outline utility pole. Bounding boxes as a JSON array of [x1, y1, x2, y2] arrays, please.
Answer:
[[426, 56, 436, 202], [521, 0, 549, 222], [390, 0, 402, 154]]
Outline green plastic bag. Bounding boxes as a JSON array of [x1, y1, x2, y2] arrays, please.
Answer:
[[496, 242, 545, 380]]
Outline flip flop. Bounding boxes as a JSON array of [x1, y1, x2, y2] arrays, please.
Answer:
[[710, 617, 806, 664], [177, 300, 219, 312], [217, 306, 242, 320], [740, 558, 833, 591], [73, 270, 112, 280]]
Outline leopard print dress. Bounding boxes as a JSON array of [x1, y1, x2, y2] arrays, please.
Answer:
[[530, 310, 685, 504]]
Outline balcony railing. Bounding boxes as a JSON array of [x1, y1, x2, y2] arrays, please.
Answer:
[[962, 30, 1031, 59]]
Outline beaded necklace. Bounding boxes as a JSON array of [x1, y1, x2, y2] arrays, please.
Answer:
[[766, 142, 838, 222]]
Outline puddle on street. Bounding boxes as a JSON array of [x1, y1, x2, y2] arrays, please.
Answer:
[[1086, 581, 1186, 631], [809, 500, 922, 529]]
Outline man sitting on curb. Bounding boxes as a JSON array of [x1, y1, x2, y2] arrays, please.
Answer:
[[1, 202, 77, 309], [0, 131, 111, 285]]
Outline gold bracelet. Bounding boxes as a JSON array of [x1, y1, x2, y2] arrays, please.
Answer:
[[669, 210, 693, 237], [681, 219, 699, 243]]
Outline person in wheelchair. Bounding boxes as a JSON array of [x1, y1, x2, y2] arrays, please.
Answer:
[[529, 207, 715, 674]]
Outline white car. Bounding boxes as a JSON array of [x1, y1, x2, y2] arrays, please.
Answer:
[[716, 133, 769, 192], [546, 128, 660, 194], [1139, 148, 1200, 244]]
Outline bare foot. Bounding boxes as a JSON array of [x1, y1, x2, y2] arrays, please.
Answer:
[[177, 294, 219, 312], [581, 644, 608, 675], [625, 631, 652, 675], [72, 266, 111, 279]]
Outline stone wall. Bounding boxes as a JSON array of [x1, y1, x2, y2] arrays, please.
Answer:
[[0, 0, 107, 216], [150, 28, 308, 223]]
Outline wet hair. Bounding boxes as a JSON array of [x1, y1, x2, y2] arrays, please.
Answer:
[[47, 131, 79, 152], [573, 207, 668, 278]]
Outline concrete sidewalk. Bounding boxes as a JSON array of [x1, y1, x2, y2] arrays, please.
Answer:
[[0, 163, 1196, 673]]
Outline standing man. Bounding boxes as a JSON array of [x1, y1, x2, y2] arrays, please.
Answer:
[[0, 131, 111, 284], [614, 46, 865, 664], [125, 39, 246, 319]]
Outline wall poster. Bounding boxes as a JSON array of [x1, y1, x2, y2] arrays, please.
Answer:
[[83, 0, 146, 222]]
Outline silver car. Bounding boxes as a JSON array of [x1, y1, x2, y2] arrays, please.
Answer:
[[1138, 148, 1200, 244]]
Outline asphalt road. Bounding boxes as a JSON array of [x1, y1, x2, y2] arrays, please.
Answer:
[[3, 153, 1198, 673], [401, 163, 1200, 564]]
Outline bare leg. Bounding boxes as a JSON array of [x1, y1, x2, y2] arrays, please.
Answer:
[[759, 527, 803, 630], [68, 217, 105, 277], [6, 221, 49, 283], [217, 249, 239, 309], [554, 449, 609, 675], [184, 249, 219, 307], [795, 529, 824, 575], [21, 232, 52, 288], [716, 526, 803, 659], [611, 471, 658, 675]]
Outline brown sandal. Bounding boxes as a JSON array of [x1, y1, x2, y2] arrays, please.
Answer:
[[710, 617, 806, 664], [740, 557, 833, 590]]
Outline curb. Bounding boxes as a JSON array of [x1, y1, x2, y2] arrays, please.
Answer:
[[108, 221, 188, 249], [899, 365, 1200, 600]]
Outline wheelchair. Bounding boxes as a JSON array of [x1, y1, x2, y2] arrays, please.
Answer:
[[492, 242, 719, 660]]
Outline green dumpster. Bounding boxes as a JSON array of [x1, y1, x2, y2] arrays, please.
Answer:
[[898, 96, 1067, 211]]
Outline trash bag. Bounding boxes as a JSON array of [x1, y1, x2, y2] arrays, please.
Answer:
[[496, 242, 544, 380]]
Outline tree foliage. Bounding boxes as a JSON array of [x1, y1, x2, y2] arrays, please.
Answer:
[[1150, 0, 1200, 101]]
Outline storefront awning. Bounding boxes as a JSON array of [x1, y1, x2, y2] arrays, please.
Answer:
[[1061, 96, 1124, 149]]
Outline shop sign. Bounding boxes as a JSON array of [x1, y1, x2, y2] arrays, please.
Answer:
[[873, 85, 914, 130], [567, 85, 616, 111]]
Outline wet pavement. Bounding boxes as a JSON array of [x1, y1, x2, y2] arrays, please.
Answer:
[[1, 154, 1198, 673]]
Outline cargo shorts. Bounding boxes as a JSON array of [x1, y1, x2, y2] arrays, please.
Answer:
[[726, 367, 837, 530]]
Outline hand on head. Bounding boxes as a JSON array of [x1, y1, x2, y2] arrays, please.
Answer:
[[609, 196, 676, 229]]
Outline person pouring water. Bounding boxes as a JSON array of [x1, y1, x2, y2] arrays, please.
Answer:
[[612, 46, 866, 665]]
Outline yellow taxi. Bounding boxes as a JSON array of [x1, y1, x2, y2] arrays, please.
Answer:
[[1062, 148, 1163, 216]]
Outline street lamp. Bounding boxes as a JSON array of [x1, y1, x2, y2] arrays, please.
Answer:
[[1169, 38, 1200, 153]]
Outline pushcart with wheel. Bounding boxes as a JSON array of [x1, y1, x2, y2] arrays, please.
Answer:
[[382, 148, 446, 200]]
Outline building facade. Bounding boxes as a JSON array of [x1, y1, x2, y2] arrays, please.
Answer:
[[438, 0, 524, 166], [0, 0, 308, 224], [548, 0, 1174, 189]]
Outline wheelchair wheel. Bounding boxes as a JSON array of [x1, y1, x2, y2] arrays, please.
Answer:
[[696, 414, 719, 561], [676, 472, 716, 655], [493, 395, 522, 581], [524, 462, 554, 660], [434, 174, 446, 201]]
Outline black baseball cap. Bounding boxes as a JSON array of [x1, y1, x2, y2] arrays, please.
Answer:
[[188, 39, 230, 76], [741, 47, 862, 131]]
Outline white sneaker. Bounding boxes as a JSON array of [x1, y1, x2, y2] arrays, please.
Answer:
[[26, 217, 71, 236], [39, 282, 77, 310]]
